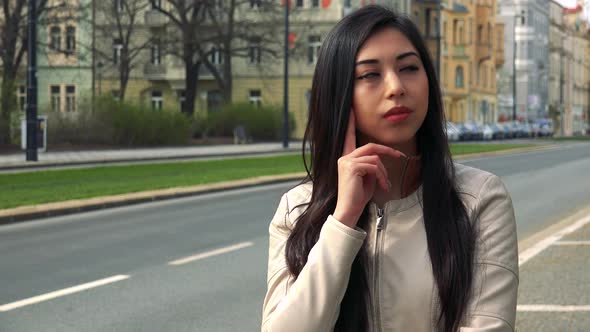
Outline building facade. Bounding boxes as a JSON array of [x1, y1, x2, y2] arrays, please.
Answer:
[[37, 0, 93, 114], [498, 0, 549, 122], [414, 0, 504, 124]]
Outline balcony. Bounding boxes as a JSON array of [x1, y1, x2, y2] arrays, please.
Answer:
[[144, 63, 167, 81], [144, 10, 166, 28], [452, 45, 468, 59], [496, 48, 505, 66], [476, 43, 491, 61]]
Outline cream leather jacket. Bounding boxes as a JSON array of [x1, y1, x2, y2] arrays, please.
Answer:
[[262, 163, 519, 331]]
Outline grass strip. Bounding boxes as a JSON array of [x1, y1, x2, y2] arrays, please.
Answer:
[[0, 143, 534, 209]]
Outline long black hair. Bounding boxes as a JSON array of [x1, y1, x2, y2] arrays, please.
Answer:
[[286, 5, 477, 332]]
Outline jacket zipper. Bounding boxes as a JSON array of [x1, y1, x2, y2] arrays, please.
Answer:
[[373, 206, 385, 331]]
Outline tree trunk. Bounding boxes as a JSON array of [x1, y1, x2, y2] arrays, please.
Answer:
[[222, 42, 232, 103], [183, 59, 200, 117], [0, 72, 17, 145], [120, 60, 130, 101]]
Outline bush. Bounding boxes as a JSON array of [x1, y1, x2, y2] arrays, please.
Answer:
[[47, 97, 191, 146], [203, 103, 296, 141]]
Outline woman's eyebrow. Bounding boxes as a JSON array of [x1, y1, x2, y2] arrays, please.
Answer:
[[355, 51, 419, 66]]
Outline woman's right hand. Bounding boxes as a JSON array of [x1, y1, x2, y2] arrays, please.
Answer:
[[333, 111, 406, 228]]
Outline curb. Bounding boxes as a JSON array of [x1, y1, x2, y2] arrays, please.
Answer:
[[0, 173, 308, 225], [0, 144, 560, 224]]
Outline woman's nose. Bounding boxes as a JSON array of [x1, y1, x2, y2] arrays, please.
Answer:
[[385, 73, 406, 98]]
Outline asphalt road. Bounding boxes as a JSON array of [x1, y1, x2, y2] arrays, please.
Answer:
[[1, 142, 589, 331]]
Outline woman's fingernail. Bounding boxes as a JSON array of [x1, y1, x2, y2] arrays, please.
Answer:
[[387, 180, 392, 190]]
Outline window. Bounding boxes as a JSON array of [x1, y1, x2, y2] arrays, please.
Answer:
[[250, 0, 261, 8], [50, 85, 61, 112], [455, 66, 464, 88], [248, 38, 261, 64], [65, 85, 76, 112], [469, 18, 473, 43], [453, 19, 458, 44], [443, 63, 448, 87], [50, 26, 61, 50], [177, 90, 185, 111], [207, 90, 223, 112], [151, 41, 161, 65], [65, 27, 76, 53], [296, 0, 304, 8], [249, 89, 262, 107], [311, 0, 319, 8], [459, 26, 464, 44], [477, 25, 483, 44], [308, 35, 321, 64], [151, 0, 161, 9], [488, 23, 492, 44], [483, 65, 487, 88], [210, 47, 222, 65], [425, 9, 431, 37], [113, 39, 123, 64], [151, 91, 163, 110], [114, 0, 124, 12], [434, 17, 439, 37], [17, 85, 26, 112]]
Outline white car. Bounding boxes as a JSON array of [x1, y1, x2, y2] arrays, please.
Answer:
[[445, 122, 460, 142], [482, 125, 494, 141]]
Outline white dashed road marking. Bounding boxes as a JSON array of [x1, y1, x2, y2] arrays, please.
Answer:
[[0, 275, 130, 312], [168, 241, 254, 266]]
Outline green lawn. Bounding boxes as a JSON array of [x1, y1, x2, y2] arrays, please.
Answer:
[[0, 143, 534, 210]]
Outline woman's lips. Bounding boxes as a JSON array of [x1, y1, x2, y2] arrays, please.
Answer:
[[384, 112, 411, 123]]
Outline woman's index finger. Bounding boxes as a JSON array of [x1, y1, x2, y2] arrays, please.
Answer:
[[342, 111, 356, 156]]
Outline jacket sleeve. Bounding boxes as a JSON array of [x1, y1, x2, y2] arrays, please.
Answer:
[[461, 175, 519, 332], [261, 193, 367, 332]]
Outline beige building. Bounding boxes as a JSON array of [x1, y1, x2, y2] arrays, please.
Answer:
[[94, 1, 414, 139], [413, 0, 504, 124], [563, 4, 590, 135]]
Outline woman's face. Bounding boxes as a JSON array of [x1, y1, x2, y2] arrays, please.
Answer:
[[352, 28, 429, 149]]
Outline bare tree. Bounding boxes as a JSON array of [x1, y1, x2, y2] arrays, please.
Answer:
[[91, 0, 152, 101], [0, 0, 81, 144], [152, 0, 286, 115], [0, 0, 50, 144]]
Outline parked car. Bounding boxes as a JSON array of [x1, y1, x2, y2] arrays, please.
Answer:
[[465, 122, 483, 140], [490, 124, 506, 140], [482, 124, 494, 140], [454, 122, 469, 141], [445, 122, 460, 142]]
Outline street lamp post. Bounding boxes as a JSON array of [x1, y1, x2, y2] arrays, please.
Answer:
[[282, 0, 289, 149], [512, 10, 525, 122], [25, 0, 38, 162]]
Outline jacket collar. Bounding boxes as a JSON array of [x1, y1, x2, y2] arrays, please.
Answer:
[[400, 154, 422, 199]]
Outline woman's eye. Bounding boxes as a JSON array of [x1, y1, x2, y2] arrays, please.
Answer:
[[401, 65, 419, 72], [358, 72, 379, 80]]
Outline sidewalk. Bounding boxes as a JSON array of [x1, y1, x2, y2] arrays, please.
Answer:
[[0, 142, 302, 171], [516, 206, 590, 331]]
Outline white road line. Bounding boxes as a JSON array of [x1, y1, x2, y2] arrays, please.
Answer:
[[519, 214, 590, 266], [554, 241, 590, 246], [0, 275, 130, 312], [168, 241, 254, 266], [517, 305, 590, 312]]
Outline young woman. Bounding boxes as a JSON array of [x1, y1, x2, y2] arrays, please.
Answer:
[[262, 5, 518, 332]]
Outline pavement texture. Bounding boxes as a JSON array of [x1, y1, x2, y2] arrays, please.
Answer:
[[516, 207, 590, 331]]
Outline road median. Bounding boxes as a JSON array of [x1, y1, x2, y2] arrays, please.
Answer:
[[0, 143, 556, 224]]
